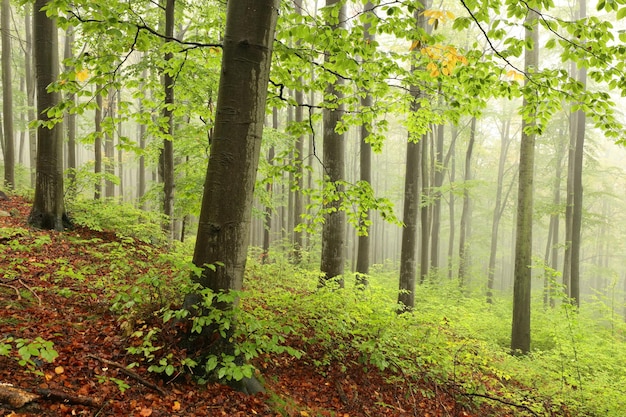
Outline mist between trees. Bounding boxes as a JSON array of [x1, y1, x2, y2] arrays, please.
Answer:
[[1, 0, 626, 395]]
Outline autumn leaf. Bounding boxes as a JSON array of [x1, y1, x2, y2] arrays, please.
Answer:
[[75, 69, 90, 82], [172, 401, 181, 411], [139, 407, 153, 416], [54, 366, 64, 374]]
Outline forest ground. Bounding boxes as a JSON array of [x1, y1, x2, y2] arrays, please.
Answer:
[[0, 196, 549, 417]]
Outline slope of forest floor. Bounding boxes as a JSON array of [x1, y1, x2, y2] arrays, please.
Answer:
[[0, 196, 575, 417]]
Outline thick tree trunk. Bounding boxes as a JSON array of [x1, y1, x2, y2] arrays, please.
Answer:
[[187, 0, 278, 393], [28, 0, 68, 230], [511, 10, 539, 355]]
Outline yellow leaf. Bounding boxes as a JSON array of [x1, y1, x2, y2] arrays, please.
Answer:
[[446, 11, 455, 20], [76, 69, 89, 82], [300, 412, 310, 417], [54, 366, 64, 375], [409, 40, 420, 51], [172, 401, 181, 411]]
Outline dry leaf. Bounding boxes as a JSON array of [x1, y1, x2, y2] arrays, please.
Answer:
[[172, 401, 181, 411], [54, 366, 64, 375]]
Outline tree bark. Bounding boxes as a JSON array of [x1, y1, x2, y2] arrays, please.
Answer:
[[511, 10, 539, 355], [319, 0, 347, 287], [28, 0, 68, 230], [187, 0, 278, 393], [160, 0, 175, 239], [355, 1, 375, 286], [458, 117, 476, 286]]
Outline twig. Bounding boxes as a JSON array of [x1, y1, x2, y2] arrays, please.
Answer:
[[87, 354, 167, 396], [18, 279, 41, 306], [0, 283, 21, 300], [461, 391, 540, 417]]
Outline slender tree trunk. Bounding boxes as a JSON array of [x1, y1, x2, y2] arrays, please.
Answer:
[[64, 26, 77, 197], [104, 89, 116, 198], [511, 10, 539, 355], [319, 0, 347, 287], [160, 0, 175, 239], [94, 88, 103, 200], [430, 123, 445, 273], [458, 117, 476, 285], [569, 0, 587, 307], [24, 6, 36, 187], [447, 126, 457, 279], [487, 117, 512, 303], [355, 1, 375, 286], [419, 131, 430, 283], [137, 69, 147, 203], [262, 108, 278, 262], [2, 0, 14, 189], [28, 0, 67, 230]]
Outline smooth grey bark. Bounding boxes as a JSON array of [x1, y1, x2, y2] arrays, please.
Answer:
[[28, 0, 67, 230], [319, 0, 347, 287], [138, 69, 148, 203], [186, 0, 278, 394], [2, 0, 14, 189], [511, 10, 539, 355], [398, 3, 430, 311], [292, 0, 305, 261], [458, 117, 476, 286], [355, 0, 375, 286], [447, 126, 457, 279]]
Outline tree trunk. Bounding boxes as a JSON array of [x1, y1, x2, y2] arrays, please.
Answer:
[[487, 117, 513, 303], [94, 88, 103, 200], [28, 0, 67, 231], [104, 89, 116, 198], [319, 0, 347, 287], [186, 0, 278, 393], [430, 123, 445, 273], [2, 0, 14, 189], [511, 10, 539, 355], [262, 108, 278, 262], [458, 117, 476, 286], [24, 6, 36, 187], [64, 26, 77, 197], [160, 0, 175, 239], [355, 1, 375, 286]]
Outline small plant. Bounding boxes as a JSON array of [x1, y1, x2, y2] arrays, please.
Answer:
[[0, 337, 59, 373]]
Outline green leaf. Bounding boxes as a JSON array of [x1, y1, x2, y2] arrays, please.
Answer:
[[617, 7, 626, 19]]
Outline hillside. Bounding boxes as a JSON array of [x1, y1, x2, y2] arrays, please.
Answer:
[[0, 196, 582, 416]]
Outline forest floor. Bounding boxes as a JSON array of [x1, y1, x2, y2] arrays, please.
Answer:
[[1, 196, 524, 417]]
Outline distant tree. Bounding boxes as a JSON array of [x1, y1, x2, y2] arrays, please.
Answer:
[[64, 25, 77, 194], [186, 0, 279, 393], [511, 9, 539, 355], [28, 0, 68, 230], [94, 89, 103, 200], [2, 0, 14, 189], [24, 5, 36, 187], [487, 114, 515, 304], [458, 117, 476, 286]]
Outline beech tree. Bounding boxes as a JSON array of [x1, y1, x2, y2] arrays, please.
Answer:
[[187, 0, 279, 393], [28, 0, 68, 230], [511, 9, 539, 355]]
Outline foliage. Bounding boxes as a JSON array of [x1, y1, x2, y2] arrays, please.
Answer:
[[0, 337, 58, 372], [66, 197, 168, 244]]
